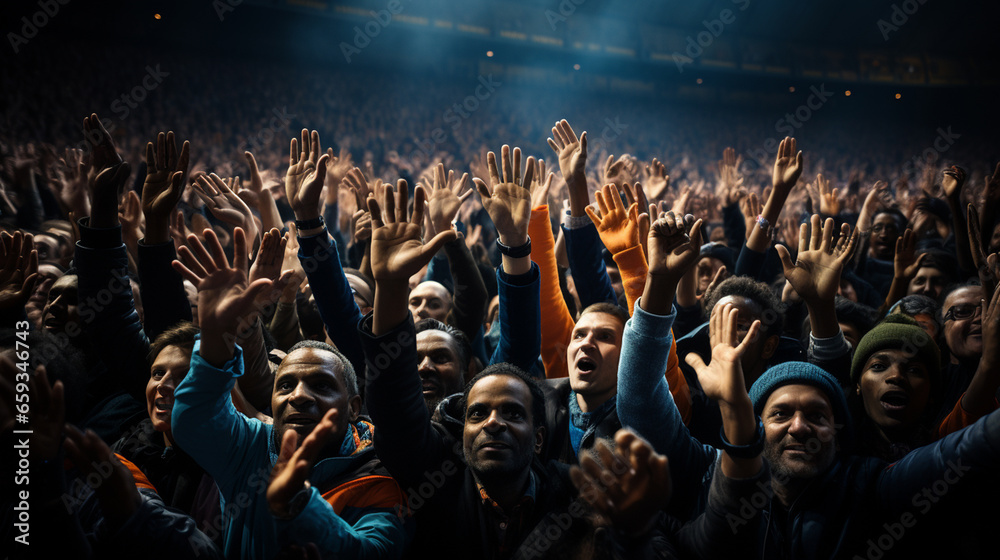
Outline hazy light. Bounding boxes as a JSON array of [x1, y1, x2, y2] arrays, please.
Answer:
[[845, 90, 851, 96], [696, 78, 703, 84], [789, 86, 795, 92], [573, 63, 580, 70], [895, 93, 902, 99], [486, 50, 493, 57], [154, 13, 161, 20]]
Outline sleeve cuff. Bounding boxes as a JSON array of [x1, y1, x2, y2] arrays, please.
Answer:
[[808, 330, 852, 361], [77, 216, 123, 249], [563, 215, 594, 230]]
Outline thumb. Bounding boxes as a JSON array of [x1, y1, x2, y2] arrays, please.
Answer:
[[584, 204, 601, 227], [775, 244, 795, 273], [685, 352, 707, 373]]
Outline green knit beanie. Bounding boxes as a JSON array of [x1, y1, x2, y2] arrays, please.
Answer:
[[849, 315, 941, 385]]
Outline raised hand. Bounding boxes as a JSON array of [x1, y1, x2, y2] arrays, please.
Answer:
[[280, 224, 307, 301], [473, 145, 536, 248], [941, 165, 966, 200], [815, 173, 840, 216], [323, 146, 354, 205], [547, 119, 588, 216], [141, 131, 190, 244], [368, 179, 459, 284], [586, 184, 640, 255], [172, 227, 277, 366], [688, 301, 760, 400], [776, 215, 858, 304], [83, 113, 131, 228], [56, 147, 90, 217], [603, 154, 633, 190], [425, 162, 472, 236], [647, 211, 703, 281], [119, 190, 143, 249], [0, 231, 39, 316], [717, 147, 745, 207], [285, 129, 330, 221], [249, 228, 292, 307], [740, 192, 763, 241], [772, 136, 804, 193], [529, 159, 554, 210], [192, 173, 260, 249], [569, 429, 671, 536], [893, 228, 925, 281], [643, 157, 670, 199], [268, 409, 339, 519], [671, 184, 692, 216]]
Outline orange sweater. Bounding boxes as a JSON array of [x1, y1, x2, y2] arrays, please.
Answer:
[[934, 393, 999, 440], [529, 206, 692, 423]]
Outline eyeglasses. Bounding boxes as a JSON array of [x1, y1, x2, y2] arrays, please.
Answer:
[[944, 304, 982, 321]]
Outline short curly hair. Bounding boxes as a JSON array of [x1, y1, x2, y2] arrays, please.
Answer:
[[706, 276, 784, 338]]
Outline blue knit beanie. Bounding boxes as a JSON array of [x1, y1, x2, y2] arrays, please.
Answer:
[[749, 361, 854, 449]]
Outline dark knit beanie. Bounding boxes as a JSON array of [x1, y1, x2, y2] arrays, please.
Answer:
[[749, 361, 854, 448], [849, 315, 941, 386], [699, 242, 735, 272]]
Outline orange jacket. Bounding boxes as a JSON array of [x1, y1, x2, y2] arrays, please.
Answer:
[[529, 206, 691, 423]]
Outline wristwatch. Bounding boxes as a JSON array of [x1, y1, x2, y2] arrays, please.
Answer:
[[718, 417, 765, 459]]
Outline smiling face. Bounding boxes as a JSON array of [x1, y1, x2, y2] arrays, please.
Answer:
[[567, 312, 624, 412], [942, 285, 984, 363], [146, 345, 193, 445], [761, 385, 838, 483], [463, 374, 543, 484], [271, 348, 361, 453], [857, 349, 931, 436], [416, 329, 467, 410]]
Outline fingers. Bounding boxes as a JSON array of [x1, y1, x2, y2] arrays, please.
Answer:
[[684, 351, 707, 373], [411, 184, 426, 227], [820, 217, 835, 252], [395, 179, 409, 224], [775, 243, 795, 275], [501, 145, 513, 185], [809, 214, 822, 250], [487, 151, 501, 186], [366, 196, 385, 229], [473, 177, 492, 201], [522, 155, 534, 190]]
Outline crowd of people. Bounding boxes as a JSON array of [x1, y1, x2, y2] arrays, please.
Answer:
[[3, 41, 1000, 560]]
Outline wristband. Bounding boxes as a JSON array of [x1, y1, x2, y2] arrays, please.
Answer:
[[756, 215, 770, 231], [294, 216, 324, 230], [496, 236, 532, 258], [718, 417, 765, 459]]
